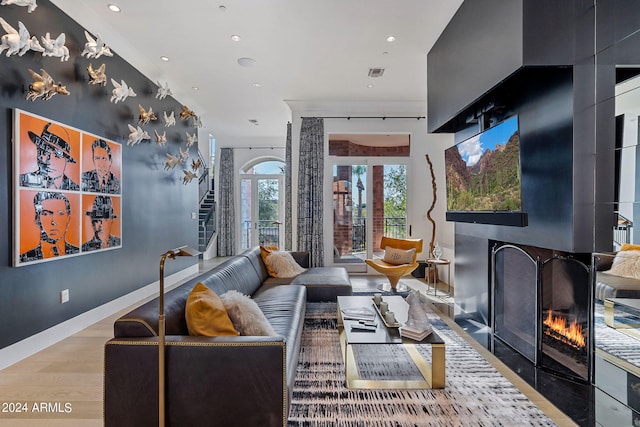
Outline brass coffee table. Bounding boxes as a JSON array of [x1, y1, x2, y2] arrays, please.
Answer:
[[337, 295, 445, 389]]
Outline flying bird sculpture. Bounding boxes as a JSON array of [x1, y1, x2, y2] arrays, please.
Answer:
[[127, 124, 150, 146], [81, 31, 112, 59], [155, 81, 172, 100], [0, 18, 42, 57], [41, 32, 69, 61], [154, 129, 167, 146], [110, 79, 136, 103], [138, 105, 157, 125], [26, 68, 69, 101], [0, 0, 37, 13], [163, 110, 175, 127], [87, 63, 107, 86]]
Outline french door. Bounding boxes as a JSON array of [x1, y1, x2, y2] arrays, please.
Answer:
[[240, 175, 284, 249], [330, 159, 407, 271]]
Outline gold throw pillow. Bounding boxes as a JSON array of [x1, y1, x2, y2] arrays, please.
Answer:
[[185, 282, 239, 336]]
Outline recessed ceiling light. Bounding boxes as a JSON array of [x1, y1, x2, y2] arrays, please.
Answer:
[[160, 56, 170, 62], [192, 86, 199, 91], [219, 5, 227, 12], [252, 83, 262, 87], [237, 57, 256, 67], [367, 84, 374, 88], [107, 4, 121, 12], [382, 51, 389, 55], [386, 35, 396, 42], [231, 35, 241, 42]]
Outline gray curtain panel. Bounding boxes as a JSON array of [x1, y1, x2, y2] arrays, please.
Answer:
[[297, 117, 324, 266], [285, 122, 292, 251], [217, 147, 235, 256]]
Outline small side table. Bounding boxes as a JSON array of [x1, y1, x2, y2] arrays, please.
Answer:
[[425, 258, 451, 296]]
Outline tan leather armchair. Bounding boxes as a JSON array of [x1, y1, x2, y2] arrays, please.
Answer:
[[365, 236, 423, 292]]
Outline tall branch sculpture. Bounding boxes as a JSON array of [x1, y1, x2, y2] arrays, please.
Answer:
[[425, 154, 437, 257]]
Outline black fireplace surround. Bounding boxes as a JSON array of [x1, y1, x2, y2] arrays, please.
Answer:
[[491, 242, 592, 382]]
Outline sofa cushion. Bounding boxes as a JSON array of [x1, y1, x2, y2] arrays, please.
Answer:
[[185, 283, 239, 336], [621, 243, 640, 251], [607, 250, 640, 280], [264, 251, 306, 278], [260, 246, 279, 277], [289, 267, 353, 302], [220, 290, 277, 336], [383, 246, 416, 265]]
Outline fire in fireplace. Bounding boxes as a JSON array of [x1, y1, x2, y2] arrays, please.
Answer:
[[539, 254, 591, 381], [543, 309, 586, 349]]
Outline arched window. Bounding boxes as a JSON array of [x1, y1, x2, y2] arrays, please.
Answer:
[[239, 159, 285, 249]]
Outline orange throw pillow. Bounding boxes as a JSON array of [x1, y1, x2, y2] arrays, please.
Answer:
[[260, 245, 278, 277], [621, 243, 640, 252], [185, 282, 239, 336]]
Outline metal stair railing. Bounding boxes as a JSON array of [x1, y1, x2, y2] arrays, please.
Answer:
[[197, 149, 215, 251], [614, 213, 633, 247]]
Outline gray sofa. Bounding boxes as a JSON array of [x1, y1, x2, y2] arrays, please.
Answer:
[[594, 251, 640, 302], [104, 247, 351, 427]]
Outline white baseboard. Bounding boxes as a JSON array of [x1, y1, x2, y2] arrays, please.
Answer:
[[0, 264, 199, 371]]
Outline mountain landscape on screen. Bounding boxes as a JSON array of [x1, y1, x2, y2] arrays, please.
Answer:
[[445, 119, 521, 212]]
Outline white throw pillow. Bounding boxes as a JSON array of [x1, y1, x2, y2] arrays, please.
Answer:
[[219, 290, 277, 336], [383, 246, 416, 265], [607, 250, 640, 280], [265, 251, 306, 278]]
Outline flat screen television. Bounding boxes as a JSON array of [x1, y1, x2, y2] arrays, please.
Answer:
[[444, 115, 527, 226]]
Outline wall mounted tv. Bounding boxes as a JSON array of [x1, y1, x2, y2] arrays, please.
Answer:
[[445, 115, 527, 227]]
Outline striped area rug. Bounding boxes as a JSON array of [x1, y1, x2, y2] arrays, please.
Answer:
[[288, 303, 556, 426]]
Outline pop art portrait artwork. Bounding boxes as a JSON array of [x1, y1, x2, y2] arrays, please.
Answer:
[[81, 194, 121, 252], [17, 189, 81, 263], [81, 133, 122, 195], [13, 109, 123, 266]]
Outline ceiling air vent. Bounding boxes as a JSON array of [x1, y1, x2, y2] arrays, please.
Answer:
[[368, 68, 385, 78]]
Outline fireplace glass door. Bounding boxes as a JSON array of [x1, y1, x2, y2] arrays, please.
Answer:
[[540, 256, 590, 381], [492, 244, 538, 363]]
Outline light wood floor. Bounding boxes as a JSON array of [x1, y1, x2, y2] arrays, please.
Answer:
[[0, 266, 576, 426]]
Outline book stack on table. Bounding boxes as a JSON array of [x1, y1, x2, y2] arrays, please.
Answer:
[[400, 324, 433, 341]]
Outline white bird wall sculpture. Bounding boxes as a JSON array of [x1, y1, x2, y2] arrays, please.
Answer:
[[185, 131, 197, 149], [127, 124, 150, 146], [155, 81, 172, 100], [182, 170, 198, 185], [110, 79, 136, 104], [163, 110, 176, 127], [0, 0, 37, 13], [40, 32, 69, 61], [0, 18, 42, 57], [154, 129, 167, 146], [81, 31, 112, 59], [164, 153, 180, 170], [165, 148, 188, 170]]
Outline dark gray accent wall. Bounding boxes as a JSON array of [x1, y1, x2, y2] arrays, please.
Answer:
[[428, 0, 586, 134], [0, 1, 198, 350]]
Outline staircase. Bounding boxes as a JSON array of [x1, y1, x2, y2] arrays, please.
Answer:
[[199, 190, 216, 251]]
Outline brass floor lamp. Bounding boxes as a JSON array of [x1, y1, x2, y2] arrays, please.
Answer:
[[158, 246, 200, 427]]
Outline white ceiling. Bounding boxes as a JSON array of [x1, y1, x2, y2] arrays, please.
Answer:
[[49, 0, 462, 146]]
